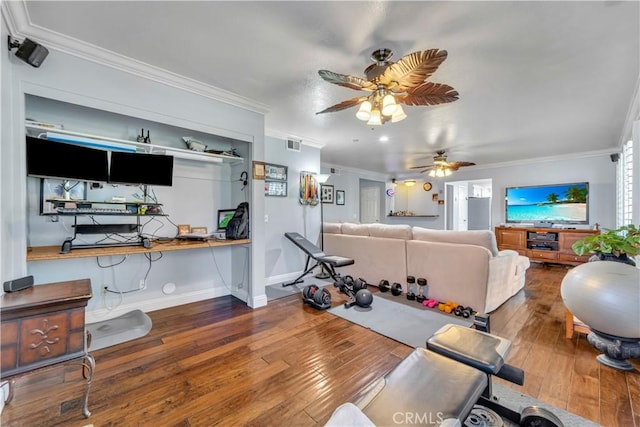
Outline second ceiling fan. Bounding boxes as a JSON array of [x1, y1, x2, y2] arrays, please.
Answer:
[[411, 150, 476, 177]]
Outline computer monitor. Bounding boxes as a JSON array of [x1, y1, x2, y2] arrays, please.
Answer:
[[109, 151, 174, 186], [26, 136, 109, 182], [217, 209, 236, 230]]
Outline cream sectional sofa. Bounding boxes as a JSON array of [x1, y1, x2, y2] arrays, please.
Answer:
[[323, 223, 530, 313]]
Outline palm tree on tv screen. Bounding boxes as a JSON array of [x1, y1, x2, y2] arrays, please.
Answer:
[[547, 193, 559, 204], [565, 185, 587, 203]]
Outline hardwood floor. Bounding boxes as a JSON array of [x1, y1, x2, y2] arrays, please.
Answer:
[[2, 263, 639, 426]]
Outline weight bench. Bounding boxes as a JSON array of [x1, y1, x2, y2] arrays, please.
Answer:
[[326, 324, 563, 427], [282, 232, 354, 287]]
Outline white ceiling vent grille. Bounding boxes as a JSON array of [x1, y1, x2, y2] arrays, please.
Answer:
[[330, 167, 341, 175], [286, 138, 301, 152]]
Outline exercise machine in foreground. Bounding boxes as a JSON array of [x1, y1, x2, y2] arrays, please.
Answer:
[[326, 324, 564, 427]]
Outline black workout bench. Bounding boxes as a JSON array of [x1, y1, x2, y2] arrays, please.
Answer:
[[282, 232, 354, 287]]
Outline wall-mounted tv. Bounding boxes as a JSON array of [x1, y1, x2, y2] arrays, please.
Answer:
[[109, 151, 174, 186], [505, 182, 589, 224], [26, 136, 109, 182]]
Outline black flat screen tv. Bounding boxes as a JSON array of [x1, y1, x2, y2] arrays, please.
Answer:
[[505, 182, 589, 224], [26, 136, 109, 182], [109, 151, 174, 186]]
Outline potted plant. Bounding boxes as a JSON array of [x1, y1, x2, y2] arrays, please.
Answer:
[[572, 224, 640, 266]]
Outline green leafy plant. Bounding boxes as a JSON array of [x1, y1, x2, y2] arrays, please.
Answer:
[[572, 224, 640, 257]]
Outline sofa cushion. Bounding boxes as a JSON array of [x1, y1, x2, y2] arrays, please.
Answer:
[[368, 224, 413, 240], [412, 227, 499, 257], [323, 222, 342, 234], [341, 223, 370, 236]]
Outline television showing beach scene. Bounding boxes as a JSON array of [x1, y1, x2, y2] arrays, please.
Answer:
[[505, 182, 589, 224]]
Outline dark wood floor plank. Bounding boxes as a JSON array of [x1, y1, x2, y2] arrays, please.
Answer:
[[2, 262, 639, 427]]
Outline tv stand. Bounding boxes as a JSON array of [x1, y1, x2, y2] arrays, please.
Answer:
[[495, 226, 599, 266]]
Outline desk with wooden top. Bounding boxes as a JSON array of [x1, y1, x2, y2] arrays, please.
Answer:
[[26, 238, 251, 262]]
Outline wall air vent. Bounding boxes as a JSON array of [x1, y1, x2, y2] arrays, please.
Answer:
[[286, 138, 301, 152], [330, 167, 341, 175]]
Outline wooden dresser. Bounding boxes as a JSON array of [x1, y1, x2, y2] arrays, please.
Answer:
[[1, 278, 94, 418], [495, 226, 599, 266]]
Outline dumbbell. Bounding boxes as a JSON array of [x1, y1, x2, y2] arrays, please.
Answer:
[[438, 301, 458, 314], [416, 277, 428, 303], [406, 276, 416, 301], [422, 298, 439, 308], [378, 279, 390, 292], [390, 282, 403, 296], [453, 305, 474, 318], [352, 277, 368, 293]]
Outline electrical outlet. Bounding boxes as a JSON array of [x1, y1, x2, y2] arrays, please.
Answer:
[[102, 285, 108, 295], [139, 279, 146, 290]]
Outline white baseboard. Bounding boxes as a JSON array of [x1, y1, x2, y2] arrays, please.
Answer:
[[86, 287, 230, 323]]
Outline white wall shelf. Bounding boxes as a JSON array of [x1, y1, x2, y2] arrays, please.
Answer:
[[25, 123, 244, 165]]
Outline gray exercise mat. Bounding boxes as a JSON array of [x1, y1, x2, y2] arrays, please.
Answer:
[[327, 294, 472, 348]]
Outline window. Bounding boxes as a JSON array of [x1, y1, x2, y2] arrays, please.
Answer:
[[617, 140, 633, 227]]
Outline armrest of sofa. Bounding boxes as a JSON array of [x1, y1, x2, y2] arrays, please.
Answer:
[[485, 251, 529, 312]]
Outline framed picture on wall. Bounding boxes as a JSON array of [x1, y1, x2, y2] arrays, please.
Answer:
[[336, 190, 345, 205], [321, 184, 334, 204]]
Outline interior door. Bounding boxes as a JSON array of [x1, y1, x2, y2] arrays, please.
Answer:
[[360, 187, 380, 223]]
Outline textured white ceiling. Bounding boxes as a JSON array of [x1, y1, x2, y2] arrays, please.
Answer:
[[15, 1, 640, 176]]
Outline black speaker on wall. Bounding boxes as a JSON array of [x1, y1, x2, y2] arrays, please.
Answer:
[[610, 153, 620, 163], [8, 36, 49, 68]]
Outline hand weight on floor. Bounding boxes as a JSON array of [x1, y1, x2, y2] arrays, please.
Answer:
[[352, 277, 368, 293], [416, 277, 428, 303], [378, 279, 390, 292], [391, 282, 403, 296], [406, 276, 416, 300]]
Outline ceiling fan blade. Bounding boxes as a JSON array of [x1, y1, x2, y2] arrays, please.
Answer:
[[409, 164, 434, 170], [316, 96, 369, 114], [381, 50, 448, 91], [318, 70, 377, 91], [448, 161, 476, 168], [396, 82, 459, 106]]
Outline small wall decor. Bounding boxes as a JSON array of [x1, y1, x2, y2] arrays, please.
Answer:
[[432, 193, 439, 201], [252, 161, 266, 180], [299, 171, 319, 205], [438, 200, 445, 205], [321, 184, 334, 204], [423, 182, 433, 191], [264, 163, 288, 197], [336, 190, 345, 205]]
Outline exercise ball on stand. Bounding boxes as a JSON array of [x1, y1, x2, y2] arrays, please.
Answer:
[[561, 261, 640, 370]]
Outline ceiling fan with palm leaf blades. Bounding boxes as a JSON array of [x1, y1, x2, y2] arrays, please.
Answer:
[[316, 48, 459, 125], [410, 150, 476, 177]]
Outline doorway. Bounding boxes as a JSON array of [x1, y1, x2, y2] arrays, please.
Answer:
[[359, 179, 384, 224], [445, 179, 492, 231]]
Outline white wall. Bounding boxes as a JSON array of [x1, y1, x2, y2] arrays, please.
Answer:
[[1, 44, 268, 317], [436, 153, 616, 230], [264, 136, 322, 284]]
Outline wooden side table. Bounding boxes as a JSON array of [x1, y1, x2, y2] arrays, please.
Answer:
[[1, 279, 94, 417], [565, 309, 590, 339]]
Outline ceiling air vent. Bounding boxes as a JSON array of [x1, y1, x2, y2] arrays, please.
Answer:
[[286, 138, 301, 152], [330, 167, 341, 175]]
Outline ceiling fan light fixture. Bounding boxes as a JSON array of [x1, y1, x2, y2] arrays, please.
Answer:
[[356, 100, 372, 121], [381, 94, 398, 116], [391, 105, 407, 123], [367, 109, 382, 126], [428, 169, 436, 178]]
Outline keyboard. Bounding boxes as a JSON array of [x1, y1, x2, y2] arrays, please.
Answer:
[[56, 207, 130, 215]]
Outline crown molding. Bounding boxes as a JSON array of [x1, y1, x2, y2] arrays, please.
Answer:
[[2, 1, 270, 115], [265, 128, 324, 149]]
